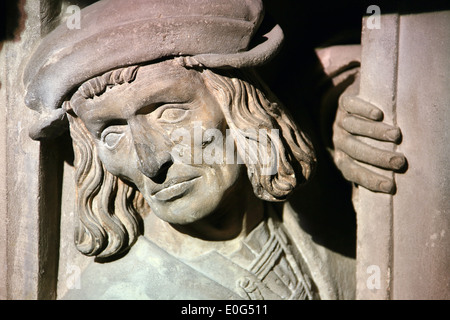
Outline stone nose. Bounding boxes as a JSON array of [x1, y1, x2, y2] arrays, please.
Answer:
[[130, 119, 174, 183], [134, 142, 173, 183]]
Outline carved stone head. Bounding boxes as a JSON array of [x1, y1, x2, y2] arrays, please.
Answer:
[[23, 0, 316, 260]]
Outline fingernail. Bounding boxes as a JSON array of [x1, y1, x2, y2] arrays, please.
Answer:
[[370, 109, 383, 120], [389, 155, 405, 169], [386, 129, 401, 142], [380, 180, 395, 193]]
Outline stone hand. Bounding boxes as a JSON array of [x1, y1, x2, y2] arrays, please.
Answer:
[[332, 95, 406, 194]]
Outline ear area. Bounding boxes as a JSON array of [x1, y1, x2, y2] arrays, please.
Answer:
[[200, 68, 316, 202], [66, 110, 144, 260]]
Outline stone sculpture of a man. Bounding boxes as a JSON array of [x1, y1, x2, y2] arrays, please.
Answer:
[[23, 0, 405, 300]]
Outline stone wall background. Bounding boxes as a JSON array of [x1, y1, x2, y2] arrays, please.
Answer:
[[0, 0, 93, 300]]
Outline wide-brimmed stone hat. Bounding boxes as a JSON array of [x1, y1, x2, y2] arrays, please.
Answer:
[[23, 0, 284, 140]]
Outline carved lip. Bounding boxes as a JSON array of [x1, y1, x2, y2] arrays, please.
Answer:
[[151, 176, 201, 201]]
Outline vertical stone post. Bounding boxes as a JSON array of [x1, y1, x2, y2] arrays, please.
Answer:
[[392, 10, 450, 300], [0, 0, 63, 300], [356, 9, 450, 299], [354, 13, 399, 300]]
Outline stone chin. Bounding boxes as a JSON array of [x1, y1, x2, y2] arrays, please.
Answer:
[[139, 163, 244, 226]]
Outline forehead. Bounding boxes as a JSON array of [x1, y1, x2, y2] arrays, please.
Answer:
[[73, 60, 205, 119]]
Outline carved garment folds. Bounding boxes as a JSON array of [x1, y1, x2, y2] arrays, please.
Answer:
[[63, 205, 321, 300]]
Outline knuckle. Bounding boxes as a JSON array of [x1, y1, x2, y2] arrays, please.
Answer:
[[341, 114, 352, 128], [333, 150, 346, 167]]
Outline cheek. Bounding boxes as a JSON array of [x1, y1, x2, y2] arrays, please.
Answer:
[[207, 162, 243, 194], [96, 137, 141, 183]]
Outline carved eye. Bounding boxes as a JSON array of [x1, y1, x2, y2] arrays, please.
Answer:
[[158, 106, 189, 123], [101, 126, 125, 149]]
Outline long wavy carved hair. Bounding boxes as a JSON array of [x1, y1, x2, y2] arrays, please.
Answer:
[[66, 60, 316, 259], [201, 68, 316, 201]]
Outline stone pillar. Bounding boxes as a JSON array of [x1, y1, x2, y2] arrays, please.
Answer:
[[392, 10, 450, 300], [356, 9, 450, 300], [0, 0, 63, 300], [354, 13, 399, 300]]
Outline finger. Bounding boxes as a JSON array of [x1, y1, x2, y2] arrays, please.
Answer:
[[341, 114, 402, 143], [342, 96, 383, 121], [335, 135, 406, 171], [334, 151, 396, 194]]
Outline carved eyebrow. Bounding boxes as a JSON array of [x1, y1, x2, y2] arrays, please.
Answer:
[[79, 94, 192, 128], [134, 101, 193, 116], [99, 119, 128, 135], [80, 106, 124, 124], [76, 69, 199, 123]]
